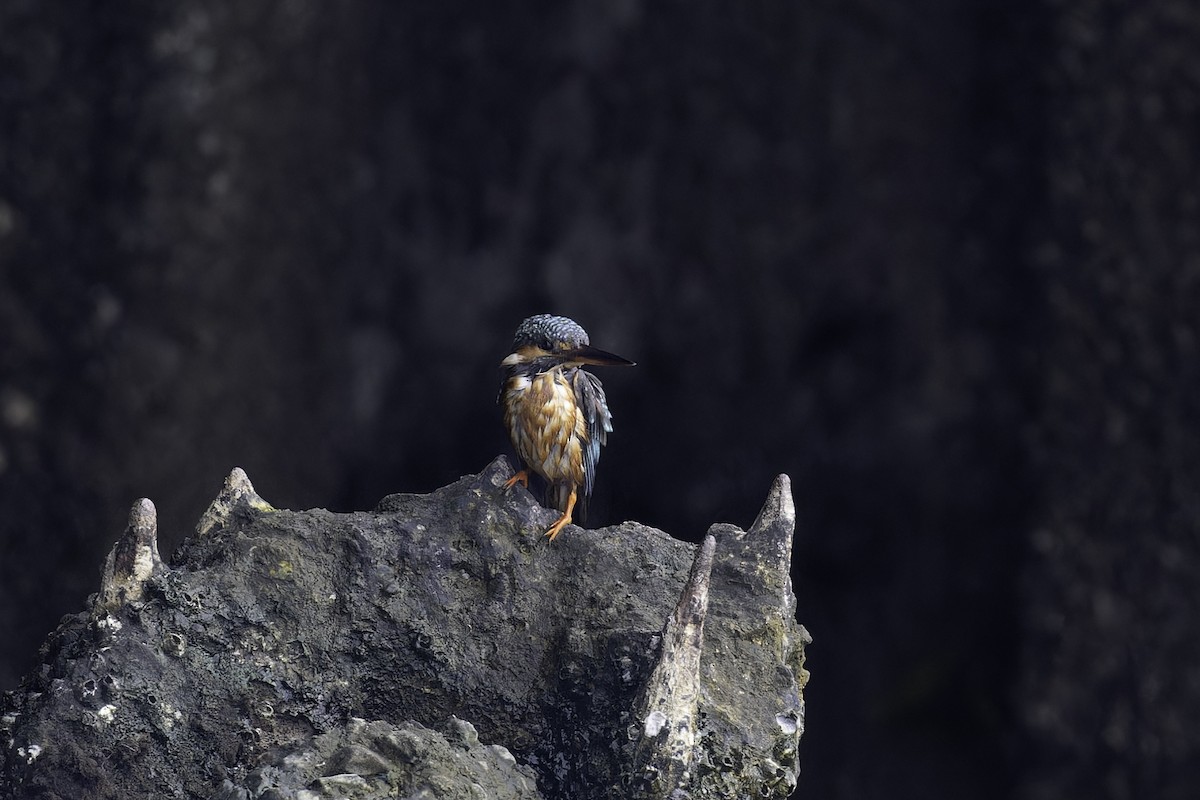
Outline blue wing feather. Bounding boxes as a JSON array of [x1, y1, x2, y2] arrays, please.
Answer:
[[572, 369, 613, 499]]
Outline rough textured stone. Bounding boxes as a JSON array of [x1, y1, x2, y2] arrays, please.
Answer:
[[0, 457, 807, 799], [212, 717, 540, 800]]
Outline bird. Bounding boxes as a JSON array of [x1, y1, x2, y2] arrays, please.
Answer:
[[499, 314, 635, 541]]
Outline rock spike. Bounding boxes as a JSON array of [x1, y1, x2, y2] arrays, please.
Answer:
[[632, 533, 717, 796], [693, 472, 804, 797], [741, 473, 796, 604], [96, 498, 164, 611], [196, 467, 274, 538], [746, 474, 794, 542]]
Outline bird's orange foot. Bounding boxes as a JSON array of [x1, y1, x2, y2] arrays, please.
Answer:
[[544, 512, 571, 542], [503, 470, 529, 491], [543, 486, 578, 542]]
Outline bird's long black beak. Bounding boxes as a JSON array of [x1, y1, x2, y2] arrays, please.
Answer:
[[570, 345, 636, 367]]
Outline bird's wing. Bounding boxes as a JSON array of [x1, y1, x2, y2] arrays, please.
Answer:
[[572, 369, 613, 498]]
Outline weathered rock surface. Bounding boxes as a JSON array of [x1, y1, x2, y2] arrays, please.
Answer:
[[0, 457, 808, 799]]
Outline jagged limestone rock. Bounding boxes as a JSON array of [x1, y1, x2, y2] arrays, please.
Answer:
[[0, 458, 808, 799], [632, 534, 715, 796], [212, 716, 540, 800], [195, 466, 275, 538], [694, 475, 809, 797], [96, 498, 165, 611]]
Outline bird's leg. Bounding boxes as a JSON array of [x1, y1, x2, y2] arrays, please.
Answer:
[[503, 470, 529, 491], [544, 485, 577, 542]]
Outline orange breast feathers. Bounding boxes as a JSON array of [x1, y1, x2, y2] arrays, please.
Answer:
[[503, 369, 588, 487]]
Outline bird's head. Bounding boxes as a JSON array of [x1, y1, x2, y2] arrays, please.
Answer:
[[501, 314, 635, 369]]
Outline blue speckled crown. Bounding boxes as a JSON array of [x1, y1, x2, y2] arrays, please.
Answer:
[[512, 314, 590, 351]]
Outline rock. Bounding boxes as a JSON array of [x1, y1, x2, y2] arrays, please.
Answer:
[[632, 534, 716, 795], [0, 457, 808, 799], [96, 498, 165, 611], [211, 717, 540, 800]]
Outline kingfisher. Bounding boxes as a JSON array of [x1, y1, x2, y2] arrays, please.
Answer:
[[500, 314, 635, 541]]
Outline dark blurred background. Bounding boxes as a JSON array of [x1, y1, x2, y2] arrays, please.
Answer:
[[2, 1, 1198, 798]]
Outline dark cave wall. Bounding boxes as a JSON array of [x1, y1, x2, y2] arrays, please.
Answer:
[[1, 1, 1196, 799], [1020, 2, 1200, 798]]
